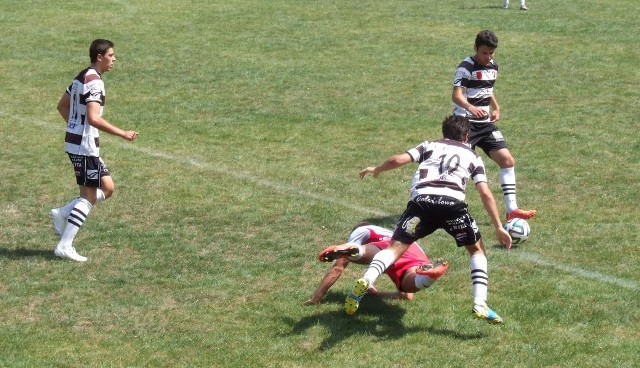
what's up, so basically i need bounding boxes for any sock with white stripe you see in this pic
[500,167,518,213]
[362,248,396,285]
[58,198,93,248]
[59,198,80,218]
[470,253,489,306]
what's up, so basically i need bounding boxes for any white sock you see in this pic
[520,0,526,6]
[58,198,92,248]
[362,248,396,285]
[470,254,489,306]
[59,198,80,218]
[500,167,518,213]
[414,274,435,290]
[347,244,364,261]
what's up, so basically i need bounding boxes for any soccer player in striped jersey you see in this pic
[50,39,139,262]
[304,223,448,305]
[452,30,536,221]
[345,115,512,323]
[503,0,528,11]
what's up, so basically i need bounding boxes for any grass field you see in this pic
[1,0,639,367]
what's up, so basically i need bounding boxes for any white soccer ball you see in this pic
[504,218,530,244]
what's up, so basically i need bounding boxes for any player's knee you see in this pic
[503,156,515,167]
[103,186,114,199]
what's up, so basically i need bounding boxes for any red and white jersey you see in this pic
[347,225,430,290]
[369,239,430,290]
[453,56,498,123]
[346,225,392,245]
[406,139,487,201]
[64,67,105,157]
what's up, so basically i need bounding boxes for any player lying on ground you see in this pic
[304,223,448,305]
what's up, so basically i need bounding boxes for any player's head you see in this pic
[475,30,498,49]
[473,30,497,66]
[90,39,115,63]
[442,115,470,142]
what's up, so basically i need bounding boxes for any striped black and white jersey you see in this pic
[452,56,498,123]
[64,67,105,157]
[407,139,487,201]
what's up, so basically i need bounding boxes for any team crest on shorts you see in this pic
[403,216,421,236]
[492,131,505,142]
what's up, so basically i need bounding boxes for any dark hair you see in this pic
[475,30,498,49]
[441,115,470,141]
[350,222,371,232]
[89,39,114,63]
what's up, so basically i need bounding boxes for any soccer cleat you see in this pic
[54,246,88,262]
[318,244,359,262]
[520,5,528,10]
[344,278,369,315]
[416,258,449,280]
[502,0,509,8]
[507,208,537,221]
[472,304,504,324]
[49,208,67,237]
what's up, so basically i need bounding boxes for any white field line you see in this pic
[6,112,639,292]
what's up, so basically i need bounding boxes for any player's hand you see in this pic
[359,167,378,178]
[122,130,139,141]
[496,227,512,251]
[303,298,320,306]
[366,285,380,296]
[489,110,500,123]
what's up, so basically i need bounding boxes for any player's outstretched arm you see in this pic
[304,257,350,305]
[367,285,414,301]
[359,153,412,178]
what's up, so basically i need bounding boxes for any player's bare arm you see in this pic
[359,153,412,178]
[452,86,485,118]
[367,285,414,301]
[489,94,500,122]
[304,257,350,305]
[476,182,513,250]
[57,93,71,122]
[86,102,139,141]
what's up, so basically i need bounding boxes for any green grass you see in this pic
[1,0,639,366]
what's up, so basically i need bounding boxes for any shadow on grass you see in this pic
[282,292,486,351]
[0,247,55,259]
[359,215,401,230]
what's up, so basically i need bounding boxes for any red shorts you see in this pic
[369,240,430,291]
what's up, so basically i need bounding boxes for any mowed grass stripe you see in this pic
[10,110,639,293]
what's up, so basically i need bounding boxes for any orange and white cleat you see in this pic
[416,258,449,280]
[507,208,537,221]
[317,244,359,262]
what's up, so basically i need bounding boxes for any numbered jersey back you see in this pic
[406,139,487,201]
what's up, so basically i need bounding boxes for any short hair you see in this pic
[89,39,114,63]
[441,115,470,141]
[350,222,371,233]
[475,30,498,49]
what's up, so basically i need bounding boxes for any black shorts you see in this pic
[392,195,481,247]
[67,153,110,187]
[468,122,508,156]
